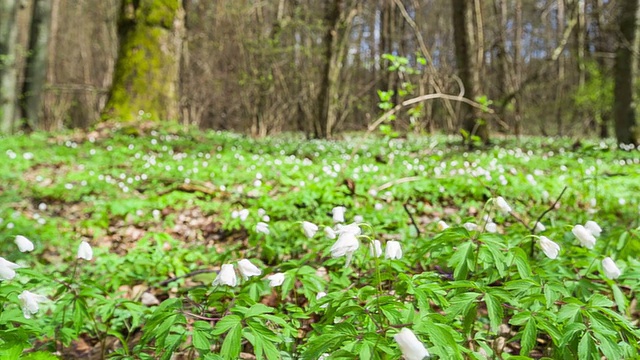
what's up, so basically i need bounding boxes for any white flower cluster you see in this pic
[1,236,97,319]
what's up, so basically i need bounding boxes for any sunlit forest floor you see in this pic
[1,122,639,359]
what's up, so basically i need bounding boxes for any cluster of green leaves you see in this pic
[0,123,638,359]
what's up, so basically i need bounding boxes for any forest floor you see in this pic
[0,122,639,359]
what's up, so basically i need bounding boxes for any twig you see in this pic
[529,186,568,256]
[403,202,421,236]
[375,176,421,192]
[159,269,217,287]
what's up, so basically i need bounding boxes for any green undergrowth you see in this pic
[0,123,639,359]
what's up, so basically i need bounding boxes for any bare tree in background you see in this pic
[0,0,20,133]
[614,0,639,145]
[453,0,488,144]
[103,0,184,122]
[19,0,51,130]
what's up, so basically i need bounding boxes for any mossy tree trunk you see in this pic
[103,0,184,122]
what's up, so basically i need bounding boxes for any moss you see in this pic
[103,0,181,122]
[139,0,180,29]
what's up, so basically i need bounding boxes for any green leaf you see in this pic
[578,332,595,360]
[610,284,627,313]
[221,323,242,360]
[212,315,242,335]
[244,303,274,318]
[21,352,60,360]
[557,303,582,323]
[484,293,503,332]
[592,331,621,360]
[520,317,536,356]
[511,248,532,279]
[192,321,212,352]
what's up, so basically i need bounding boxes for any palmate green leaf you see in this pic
[588,293,614,308]
[421,318,463,360]
[520,317,536,356]
[557,303,582,323]
[220,322,242,360]
[449,241,473,280]
[192,321,212,352]
[244,303,274,318]
[577,332,596,360]
[559,322,586,347]
[212,315,242,335]
[447,292,481,319]
[592,331,622,360]
[301,332,347,360]
[511,247,532,279]
[483,293,503,332]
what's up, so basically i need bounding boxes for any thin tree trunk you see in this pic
[514,0,522,137]
[0,0,19,133]
[453,0,488,144]
[614,0,639,145]
[556,0,566,136]
[20,0,52,131]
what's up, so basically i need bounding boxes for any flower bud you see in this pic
[394,328,430,360]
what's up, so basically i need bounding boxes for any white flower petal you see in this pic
[602,257,621,279]
[213,264,237,287]
[394,328,430,360]
[237,259,262,280]
[15,235,34,252]
[77,241,93,260]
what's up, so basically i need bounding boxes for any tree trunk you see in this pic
[614,0,639,145]
[514,0,523,137]
[103,0,184,122]
[317,0,356,138]
[20,0,52,131]
[452,0,488,144]
[0,0,19,133]
[556,0,565,136]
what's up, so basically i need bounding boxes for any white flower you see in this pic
[495,196,512,213]
[436,220,449,231]
[316,291,328,308]
[267,272,285,287]
[335,222,361,237]
[385,241,403,260]
[17,290,48,319]
[534,222,546,233]
[539,236,560,259]
[237,259,262,280]
[332,206,346,223]
[256,222,270,235]
[15,235,34,252]
[324,226,336,239]
[302,221,319,238]
[584,221,602,237]
[330,232,359,258]
[354,215,364,223]
[369,240,382,258]
[463,222,478,231]
[394,328,430,360]
[232,209,249,221]
[213,264,237,287]
[77,241,93,260]
[374,203,384,211]
[602,257,621,279]
[572,225,596,249]
[485,222,498,233]
[0,257,21,280]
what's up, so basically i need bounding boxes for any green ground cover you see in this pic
[0,123,639,359]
